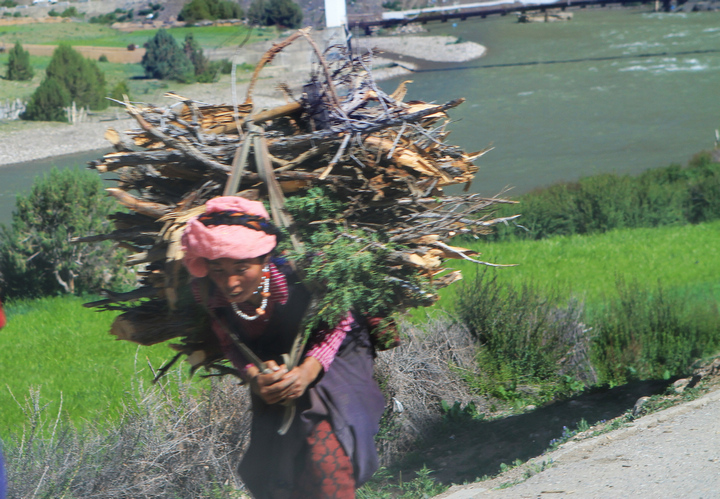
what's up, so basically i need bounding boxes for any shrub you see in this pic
[109,80,131,105]
[5,41,34,81]
[493,152,720,241]
[45,44,108,110]
[183,33,217,82]
[20,77,70,122]
[0,0,17,7]
[590,278,720,386]
[89,8,132,24]
[178,0,244,23]
[60,6,80,18]
[247,0,302,28]
[98,54,108,63]
[454,268,595,401]
[0,168,130,298]
[141,29,195,82]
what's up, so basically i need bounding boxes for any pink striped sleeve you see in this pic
[305,312,353,372]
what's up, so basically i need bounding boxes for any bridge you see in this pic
[347,0,675,34]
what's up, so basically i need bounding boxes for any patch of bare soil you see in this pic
[23,44,145,63]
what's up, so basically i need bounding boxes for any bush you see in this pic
[60,6,81,18]
[45,44,108,110]
[5,41,34,81]
[0,168,130,298]
[141,29,195,83]
[20,77,70,122]
[89,8,132,24]
[493,152,720,241]
[590,279,720,386]
[0,0,17,7]
[247,0,302,28]
[109,80,131,105]
[178,0,244,23]
[454,268,595,401]
[98,54,108,63]
[183,33,217,82]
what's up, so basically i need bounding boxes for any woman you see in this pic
[181,196,385,499]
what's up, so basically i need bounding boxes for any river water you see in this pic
[381,7,720,196]
[2,7,720,224]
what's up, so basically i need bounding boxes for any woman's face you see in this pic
[207,257,267,303]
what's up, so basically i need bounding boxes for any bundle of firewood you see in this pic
[78,28,517,374]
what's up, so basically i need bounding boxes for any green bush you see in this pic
[493,152,720,241]
[20,77,70,122]
[183,33,218,82]
[0,0,17,7]
[590,278,720,386]
[178,0,243,23]
[109,80,131,105]
[5,41,34,81]
[60,6,81,18]
[0,169,130,299]
[454,268,593,402]
[89,8,132,24]
[247,0,302,28]
[45,44,108,110]
[98,54,109,63]
[141,29,195,82]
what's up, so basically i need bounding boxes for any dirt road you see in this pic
[435,388,720,499]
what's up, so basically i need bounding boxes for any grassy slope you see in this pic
[0,22,277,47]
[0,295,174,439]
[424,220,720,316]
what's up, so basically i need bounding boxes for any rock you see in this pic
[673,378,691,394]
[633,396,651,417]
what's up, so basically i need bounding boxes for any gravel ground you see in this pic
[355,35,486,63]
[434,388,720,499]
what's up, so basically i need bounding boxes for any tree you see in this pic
[183,33,218,82]
[247,0,302,28]
[178,0,244,23]
[141,29,195,82]
[20,77,70,122]
[45,44,108,110]
[6,41,34,81]
[0,168,131,299]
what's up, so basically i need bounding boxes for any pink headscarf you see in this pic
[181,197,277,278]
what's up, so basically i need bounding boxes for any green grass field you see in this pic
[0,22,277,48]
[0,295,176,439]
[418,220,720,318]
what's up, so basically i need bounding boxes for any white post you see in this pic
[324,0,347,28]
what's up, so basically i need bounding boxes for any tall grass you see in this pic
[0,296,173,438]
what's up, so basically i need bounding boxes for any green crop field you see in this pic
[0,22,277,48]
[421,220,720,317]
[0,295,177,439]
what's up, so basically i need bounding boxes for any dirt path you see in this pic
[435,388,720,498]
[22,44,145,63]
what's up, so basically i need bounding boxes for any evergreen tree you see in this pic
[0,168,130,298]
[183,33,218,82]
[141,29,195,82]
[45,44,108,110]
[6,41,34,81]
[248,0,302,28]
[20,77,70,122]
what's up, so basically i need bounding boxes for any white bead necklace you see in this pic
[230,265,270,321]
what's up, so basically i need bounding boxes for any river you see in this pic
[380,7,720,196]
[2,7,720,224]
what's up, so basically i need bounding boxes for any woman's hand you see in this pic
[248,358,322,404]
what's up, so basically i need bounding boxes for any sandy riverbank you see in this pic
[0,34,486,168]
